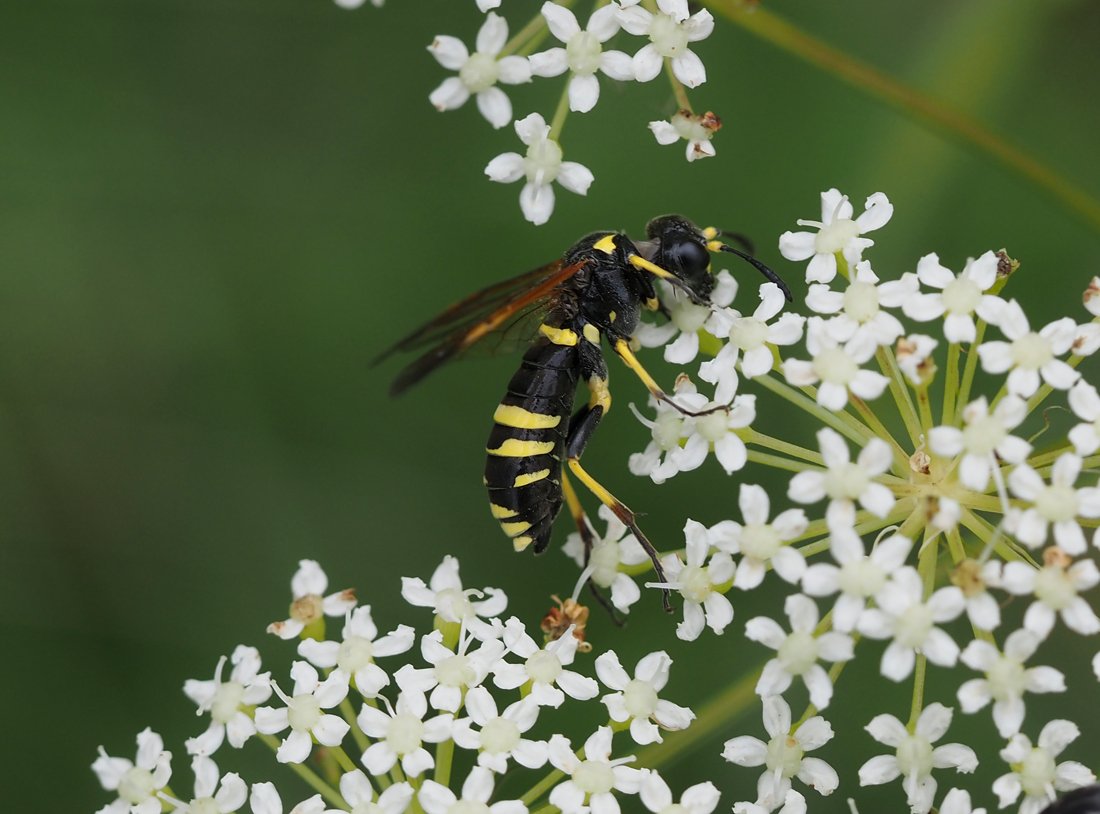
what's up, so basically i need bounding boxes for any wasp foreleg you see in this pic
[612,339,727,418]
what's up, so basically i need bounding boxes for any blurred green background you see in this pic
[3,0,1100,810]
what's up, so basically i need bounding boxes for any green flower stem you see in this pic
[434,738,455,787]
[331,745,360,774]
[915,382,935,437]
[520,768,567,806]
[942,342,962,425]
[339,696,371,755]
[958,509,1037,567]
[944,525,967,565]
[635,662,759,770]
[876,346,923,448]
[743,428,825,465]
[531,806,562,814]
[257,733,347,809]
[745,449,815,475]
[548,82,572,141]
[1024,444,1077,470]
[891,482,1011,515]
[662,56,693,111]
[955,334,989,421]
[906,526,940,728]
[502,6,554,57]
[848,393,912,475]
[754,371,874,446]
[1033,452,1100,479]
[702,0,1100,234]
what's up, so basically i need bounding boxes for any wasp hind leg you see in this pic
[561,467,625,625]
[565,400,674,613]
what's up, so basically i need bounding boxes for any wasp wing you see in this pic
[377,258,588,396]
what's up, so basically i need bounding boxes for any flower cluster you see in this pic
[582,187,1096,812]
[343,0,723,224]
[94,558,700,814]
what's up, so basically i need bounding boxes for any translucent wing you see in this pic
[376,258,588,396]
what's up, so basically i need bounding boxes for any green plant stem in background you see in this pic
[704,0,1100,235]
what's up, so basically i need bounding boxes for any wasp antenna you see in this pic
[718,244,793,302]
[718,230,755,255]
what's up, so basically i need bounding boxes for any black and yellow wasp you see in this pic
[378,215,791,608]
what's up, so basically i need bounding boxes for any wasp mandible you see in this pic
[377,215,792,609]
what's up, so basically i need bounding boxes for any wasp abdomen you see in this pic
[485,334,579,554]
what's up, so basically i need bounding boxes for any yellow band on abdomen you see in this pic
[493,404,562,430]
[486,438,556,457]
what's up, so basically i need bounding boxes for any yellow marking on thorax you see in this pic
[493,404,562,430]
[490,503,518,519]
[486,438,556,457]
[593,234,617,254]
[582,323,600,344]
[645,296,660,311]
[514,468,550,487]
[587,375,612,412]
[609,310,617,322]
[539,323,579,346]
[512,535,534,552]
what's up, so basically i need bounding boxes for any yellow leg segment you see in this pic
[613,339,730,418]
[566,457,672,612]
[561,469,594,551]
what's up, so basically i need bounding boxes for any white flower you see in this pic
[427,14,532,129]
[1068,379,1100,456]
[951,558,1003,632]
[648,110,721,161]
[928,396,1031,491]
[1072,320,1100,356]
[902,251,1006,343]
[721,696,838,809]
[452,687,547,773]
[638,772,719,814]
[333,0,383,9]
[493,617,599,706]
[547,727,642,814]
[401,555,507,628]
[669,392,756,476]
[247,782,324,814]
[1001,551,1100,638]
[804,261,917,349]
[357,691,454,777]
[298,606,415,700]
[162,756,246,814]
[700,282,805,401]
[339,774,413,814]
[184,646,272,755]
[254,662,350,764]
[1085,276,1100,316]
[745,593,854,709]
[896,334,939,386]
[528,3,634,113]
[787,428,895,535]
[635,271,738,364]
[267,559,356,640]
[617,0,714,88]
[858,704,977,814]
[563,504,649,613]
[957,629,1066,738]
[92,728,173,814]
[629,379,695,484]
[977,299,1079,397]
[393,629,505,713]
[858,567,965,681]
[779,189,893,284]
[652,522,735,641]
[419,766,527,814]
[595,650,694,744]
[485,113,594,225]
[938,788,986,814]
[732,791,808,814]
[782,317,890,411]
[1008,453,1100,554]
[711,483,809,589]
[993,720,1096,814]
[801,531,913,633]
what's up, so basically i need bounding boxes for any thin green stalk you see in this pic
[331,745,359,774]
[848,393,911,474]
[743,428,825,465]
[258,734,347,809]
[434,739,455,787]
[877,347,923,447]
[942,342,961,426]
[339,697,370,754]
[662,55,692,111]
[754,371,873,446]
[746,449,818,475]
[958,509,1037,567]
[915,383,934,437]
[548,83,572,141]
[702,0,1100,234]
[521,769,566,806]
[1034,452,1100,479]
[955,335,987,419]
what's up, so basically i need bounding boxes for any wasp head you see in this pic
[641,214,715,304]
